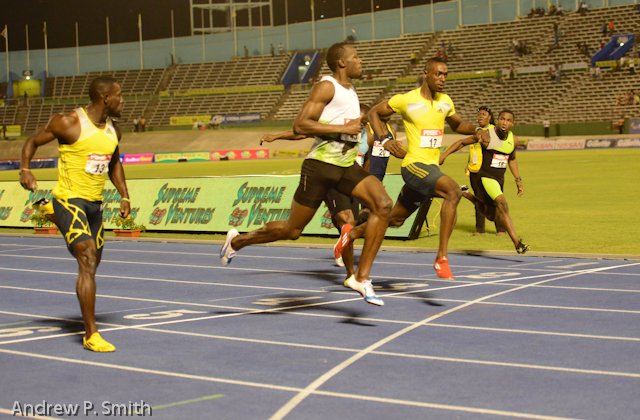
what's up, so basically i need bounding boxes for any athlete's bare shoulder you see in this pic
[309,80,336,104]
[46,110,81,143]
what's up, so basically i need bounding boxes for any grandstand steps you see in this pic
[14,106,28,132]
[158,65,177,93]
[265,88,292,122]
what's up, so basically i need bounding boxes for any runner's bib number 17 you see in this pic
[85,154,112,175]
[420,129,443,149]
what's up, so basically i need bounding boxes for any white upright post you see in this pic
[138,14,144,69]
[371,0,375,40]
[171,10,176,63]
[400,0,404,36]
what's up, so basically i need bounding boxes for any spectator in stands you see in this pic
[633,91,640,105]
[596,65,602,80]
[549,4,556,15]
[555,66,561,84]
[543,119,551,138]
[607,21,615,36]
[528,8,535,18]
[537,7,545,17]
[556,5,564,15]
[140,116,146,132]
[630,58,635,75]
[617,116,625,134]
[509,64,517,80]
[601,23,608,37]
[590,65,597,80]
[1,125,6,140]
[23,92,28,106]
[410,52,417,65]
[583,42,590,59]
[244,46,249,58]
[270,44,275,57]
[548,66,555,81]
[278,43,284,54]
[133,117,139,132]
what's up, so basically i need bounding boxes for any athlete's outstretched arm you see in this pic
[260,131,308,145]
[508,137,523,197]
[293,81,362,137]
[20,114,77,191]
[108,124,131,218]
[446,112,477,135]
[439,135,478,165]
[369,101,405,158]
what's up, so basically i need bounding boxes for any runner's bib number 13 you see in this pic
[85,154,112,175]
[420,129,443,149]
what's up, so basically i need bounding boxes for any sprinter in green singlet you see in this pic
[20,76,131,352]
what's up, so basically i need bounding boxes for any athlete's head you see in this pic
[89,76,123,118]
[497,110,515,133]
[359,103,370,124]
[326,42,362,79]
[477,106,495,128]
[423,57,448,93]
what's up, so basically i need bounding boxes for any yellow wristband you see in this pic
[121,197,131,202]
[20,168,31,172]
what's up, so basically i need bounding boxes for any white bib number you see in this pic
[85,154,111,175]
[490,154,509,169]
[372,140,391,158]
[420,129,443,149]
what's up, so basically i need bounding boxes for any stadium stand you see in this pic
[166,53,293,92]
[12,5,640,133]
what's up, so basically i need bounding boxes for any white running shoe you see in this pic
[220,229,239,266]
[344,275,384,306]
[335,256,345,267]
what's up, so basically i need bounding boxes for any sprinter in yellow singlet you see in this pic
[20,76,130,352]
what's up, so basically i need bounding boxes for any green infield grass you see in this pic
[2,148,638,255]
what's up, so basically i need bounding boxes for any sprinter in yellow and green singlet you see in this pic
[440,110,529,254]
[20,76,131,352]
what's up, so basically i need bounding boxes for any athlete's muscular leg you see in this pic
[231,200,317,250]
[350,176,392,282]
[72,240,100,339]
[433,175,462,260]
[346,199,413,242]
[333,209,356,277]
[493,195,519,247]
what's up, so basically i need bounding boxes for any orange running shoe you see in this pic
[434,256,454,279]
[333,224,353,259]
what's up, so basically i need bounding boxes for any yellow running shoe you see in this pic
[83,332,116,352]
[32,198,54,216]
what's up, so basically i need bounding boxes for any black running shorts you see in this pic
[397,162,445,213]
[52,198,105,254]
[294,159,371,209]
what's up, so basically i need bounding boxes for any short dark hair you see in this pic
[326,42,350,72]
[359,103,370,114]
[424,56,446,71]
[478,106,495,126]
[499,109,515,120]
[89,76,119,102]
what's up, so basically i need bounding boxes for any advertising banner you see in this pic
[527,140,556,151]
[555,139,586,150]
[630,119,640,134]
[210,149,268,160]
[614,138,640,148]
[220,114,261,124]
[516,138,529,150]
[169,115,211,126]
[270,150,308,159]
[0,175,417,238]
[154,151,211,163]
[123,153,154,164]
[4,125,21,137]
[585,139,615,149]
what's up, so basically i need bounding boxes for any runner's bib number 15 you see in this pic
[420,129,443,149]
[85,154,112,175]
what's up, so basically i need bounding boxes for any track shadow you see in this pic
[249,294,376,327]
[372,279,444,307]
[466,252,526,263]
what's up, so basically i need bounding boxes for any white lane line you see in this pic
[0,246,55,254]
[0,348,583,420]
[266,262,640,420]
[508,259,564,267]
